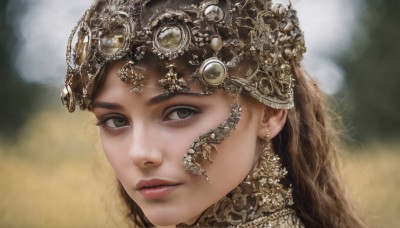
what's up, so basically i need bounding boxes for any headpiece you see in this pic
[61,0,305,112]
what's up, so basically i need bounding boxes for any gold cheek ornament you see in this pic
[183,102,241,181]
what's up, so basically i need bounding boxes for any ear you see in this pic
[257,107,287,139]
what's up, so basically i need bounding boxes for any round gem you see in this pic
[100,25,126,56]
[204,5,224,22]
[200,58,226,86]
[156,25,183,52]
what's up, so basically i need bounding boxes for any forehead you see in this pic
[95,55,202,100]
[94,61,233,114]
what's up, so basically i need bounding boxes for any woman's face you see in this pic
[92,59,262,226]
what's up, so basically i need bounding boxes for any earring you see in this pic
[263,130,272,156]
[250,130,294,210]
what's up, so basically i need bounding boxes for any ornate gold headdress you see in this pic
[61,0,305,112]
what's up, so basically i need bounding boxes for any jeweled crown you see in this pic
[61,0,306,112]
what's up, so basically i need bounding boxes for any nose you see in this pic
[128,126,162,169]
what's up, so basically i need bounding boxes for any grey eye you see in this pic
[167,108,194,120]
[105,117,128,128]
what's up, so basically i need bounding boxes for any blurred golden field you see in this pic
[0,107,399,228]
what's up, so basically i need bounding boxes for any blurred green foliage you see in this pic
[0,0,44,141]
[339,0,400,141]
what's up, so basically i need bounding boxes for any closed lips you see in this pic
[135,179,181,190]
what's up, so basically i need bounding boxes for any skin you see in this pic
[92,59,287,227]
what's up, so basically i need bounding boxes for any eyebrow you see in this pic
[92,92,207,110]
[92,101,124,110]
[147,92,207,105]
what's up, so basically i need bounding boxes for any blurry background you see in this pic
[1,0,399,227]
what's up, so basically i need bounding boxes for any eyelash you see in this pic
[95,106,201,131]
[163,106,201,122]
[96,115,129,130]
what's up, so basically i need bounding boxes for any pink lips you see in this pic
[136,178,180,200]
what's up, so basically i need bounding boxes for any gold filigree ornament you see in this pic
[117,61,145,93]
[61,0,306,112]
[158,63,189,93]
[178,131,304,227]
[183,102,242,181]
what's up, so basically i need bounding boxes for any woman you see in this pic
[61,0,364,227]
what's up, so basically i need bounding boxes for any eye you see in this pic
[105,117,128,128]
[97,116,129,129]
[165,106,199,121]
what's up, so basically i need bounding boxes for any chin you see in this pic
[144,209,198,227]
[147,216,181,227]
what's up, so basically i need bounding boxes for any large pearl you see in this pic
[204,5,224,22]
[210,35,223,52]
[200,58,227,86]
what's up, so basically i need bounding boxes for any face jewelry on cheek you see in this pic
[117,61,145,93]
[183,102,242,181]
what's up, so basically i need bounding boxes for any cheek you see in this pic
[99,131,130,177]
[206,119,257,192]
[179,109,258,217]
[158,129,196,156]
[210,105,258,183]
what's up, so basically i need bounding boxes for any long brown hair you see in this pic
[117,182,151,227]
[273,62,365,227]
